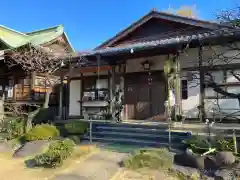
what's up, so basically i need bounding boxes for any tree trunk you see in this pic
[24,108,40,132]
[24,115,32,133]
[43,74,51,109]
[0,94,4,123]
[43,90,50,109]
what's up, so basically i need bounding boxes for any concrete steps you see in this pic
[83,122,191,150]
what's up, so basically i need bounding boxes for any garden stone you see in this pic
[174,150,205,169]
[215,151,235,166]
[204,156,218,172]
[214,169,236,180]
[194,155,205,170]
[174,150,194,167]
[13,140,50,158]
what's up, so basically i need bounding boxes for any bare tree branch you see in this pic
[217,5,240,27]
[4,44,73,109]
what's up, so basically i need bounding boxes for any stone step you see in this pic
[83,136,185,149]
[84,122,191,150]
[88,131,189,143]
[94,126,191,136]
[91,122,167,129]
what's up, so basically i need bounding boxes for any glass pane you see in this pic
[227,70,240,83]
[82,91,95,101]
[83,78,95,90]
[205,71,224,84]
[205,88,217,97]
[226,86,240,94]
[96,79,108,89]
[97,90,109,101]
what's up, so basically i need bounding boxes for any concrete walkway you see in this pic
[51,150,127,180]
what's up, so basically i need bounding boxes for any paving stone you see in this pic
[13,140,50,158]
[51,150,127,180]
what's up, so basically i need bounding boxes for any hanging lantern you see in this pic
[141,60,152,71]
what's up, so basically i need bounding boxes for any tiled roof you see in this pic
[86,28,240,57]
[0,25,74,51]
[96,9,230,49]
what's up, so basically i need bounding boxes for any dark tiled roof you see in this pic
[96,9,230,49]
[86,28,240,57]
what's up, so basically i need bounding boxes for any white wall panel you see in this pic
[69,80,81,116]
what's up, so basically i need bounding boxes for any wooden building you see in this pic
[65,10,240,122]
[0,25,74,105]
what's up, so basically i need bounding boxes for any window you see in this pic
[82,78,109,101]
[83,78,95,90]
[96,79,108,89]
[226,70,240,83]
[181,79,188,100]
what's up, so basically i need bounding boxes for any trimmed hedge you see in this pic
[34,138,75,167]
[25,124,60,141]
[58,121,88,135]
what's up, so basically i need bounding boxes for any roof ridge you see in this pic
[0,25,28,36]
[95,9,230,50]
[26,24,63,35]
[153,10,228,27]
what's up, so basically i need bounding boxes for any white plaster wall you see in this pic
[126,55,166,73]
[181,71,200,118]
[69,80,81,116]
[182,70,240,119]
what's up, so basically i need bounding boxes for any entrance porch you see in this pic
[124,71,167,120]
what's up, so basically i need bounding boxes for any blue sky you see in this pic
[0,0,238,51]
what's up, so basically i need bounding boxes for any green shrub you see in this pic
[58,121,88,135]
[34,138,75,167]
[68,135,81,144]
[25,124,59,141]
[7,118,25,140]
[183,135,210,154]
[183,135,209,149]
[123,148,173,170]
[216,138,234,152]
[183,135,235,154]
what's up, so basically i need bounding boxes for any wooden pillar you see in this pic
[58,73,64,120]
[110,65,116,116]
[80,73,83,117]
[120,63,126,120]
[199,45,205,122]
[67,62,73,119]
[30,72,36,100]
[174,54,182,117]
[12,76,16,101]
